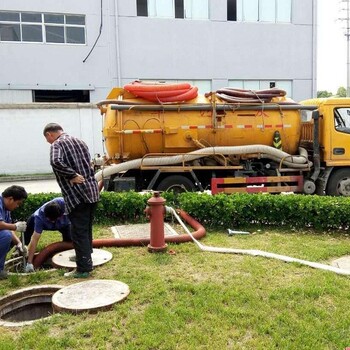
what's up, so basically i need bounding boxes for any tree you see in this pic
[317,90,333,98]
[336,86,346,97]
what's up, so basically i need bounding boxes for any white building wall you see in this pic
[0,104,103,174]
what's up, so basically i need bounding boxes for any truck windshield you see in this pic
[334,108,350,134]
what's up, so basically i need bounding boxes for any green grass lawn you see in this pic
[1,225,350,349]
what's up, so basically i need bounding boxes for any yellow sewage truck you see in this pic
[95,86,350,196]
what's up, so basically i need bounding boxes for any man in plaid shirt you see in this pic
[43,123,100,278]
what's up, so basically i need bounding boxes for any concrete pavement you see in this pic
[0,179,60,194]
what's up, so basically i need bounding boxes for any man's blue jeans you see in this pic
[0,230,12,270]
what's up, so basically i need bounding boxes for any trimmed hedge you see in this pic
[11,191,350,231]
[178,193,350,230]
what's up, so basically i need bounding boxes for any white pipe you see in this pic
[165,206,350,276]
[95,145,312,181]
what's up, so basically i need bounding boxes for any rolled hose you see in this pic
[124,81,191,92]
[127,86,198,103]
[216,93,271,103]
[130,88,190,98]
[32,209,205,268]
[95,145,312,182]
[217,87,286,98]
[216,87,286,104]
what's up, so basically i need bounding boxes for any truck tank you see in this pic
[101,89,302,163]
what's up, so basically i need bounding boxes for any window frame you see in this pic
[0,10,86,45]
[228,0,291,23]
[334,108,350,134]
[136,0,209,20]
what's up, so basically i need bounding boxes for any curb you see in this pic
[0,175,56,183]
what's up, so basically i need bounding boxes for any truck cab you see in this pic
[301,98,350,195]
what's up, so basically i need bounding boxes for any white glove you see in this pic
[16,242,28,257]
[25,263,34,273]
[15,221,27,232]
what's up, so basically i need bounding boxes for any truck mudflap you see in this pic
[211,175,304,194]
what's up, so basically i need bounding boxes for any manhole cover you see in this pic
[51,248,113,268]
[330,255,350,271]
[111,223,179,239]
[52,280,130,314]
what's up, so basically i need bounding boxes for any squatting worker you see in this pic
[24,197,72,273]
[43,123,100,278]
[0,185,28,279]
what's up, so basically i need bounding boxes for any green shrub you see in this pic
[11,191,350,231]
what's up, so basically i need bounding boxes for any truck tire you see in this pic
[157,175,196,193]
[326,169,350,196]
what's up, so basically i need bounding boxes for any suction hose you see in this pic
[95,145,312,182]
[32,209,205,268]
[165,207,350,277]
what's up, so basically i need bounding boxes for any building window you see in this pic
[228,80,292,97]
[33,90,90,103]
[227,0,291,23]
[184,0,209,19]
[148,0,174,18]
[175,0,184,18]
[227,0,237,21]
[0,11,86,44]
[136,0,209,19]
[137,0,148,16]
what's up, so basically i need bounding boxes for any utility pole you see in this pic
[346,0,350,97]
[340,0,350,96]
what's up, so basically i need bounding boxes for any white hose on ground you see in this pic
[165,206,350,277]
[95,145,312,181]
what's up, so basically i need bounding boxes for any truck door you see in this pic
[331,107,350,162]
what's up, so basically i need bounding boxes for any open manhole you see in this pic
[0,285,63,327]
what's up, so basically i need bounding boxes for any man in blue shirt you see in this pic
[0,185,28,279]
[24,197,72,272]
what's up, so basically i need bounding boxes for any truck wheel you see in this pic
[157,175,196,193]
[326,169,350,196]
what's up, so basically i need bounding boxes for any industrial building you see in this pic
[0,0,316,174]
[1,0,316,103]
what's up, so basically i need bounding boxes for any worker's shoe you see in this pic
[68,255,76,262]
[63,269,76,277]
[73,271,90,279]
[0,270,8,280]
[64,269,90,278]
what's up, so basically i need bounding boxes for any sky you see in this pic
[317,0,348,93]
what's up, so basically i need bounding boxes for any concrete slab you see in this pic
[111,222,179,239]
[51,248,112,269]
[52,280,130,314]
[330,255,350,271]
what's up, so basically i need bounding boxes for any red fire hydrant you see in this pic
[145,192,168,253]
